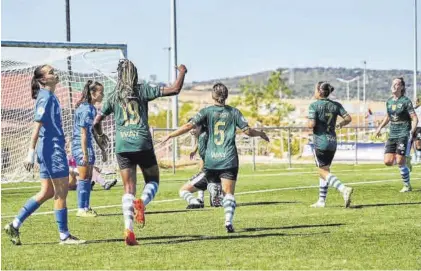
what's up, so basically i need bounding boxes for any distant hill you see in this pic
[184,67,419,101]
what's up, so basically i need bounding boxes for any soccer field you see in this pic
[1,164,420,270]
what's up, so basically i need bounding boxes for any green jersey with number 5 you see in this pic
[101,83,162,153]
[308,98,349,151]
[191,105,249,170]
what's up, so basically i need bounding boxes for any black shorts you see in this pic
[385,137,411,156]
[206,167,238,182]
[116,149,158,170]
[416,127,421,140]
[189,171,208,191]
[313,148,336,168]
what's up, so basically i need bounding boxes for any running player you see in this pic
[162,83,269,233]
[308,81,354,208]
[93,59,188,245]
[375,77,418,192]
[413,98,421,163]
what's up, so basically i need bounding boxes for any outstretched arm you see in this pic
[243,128,270,142]
[161,122,195,144]
[161,65,188,96]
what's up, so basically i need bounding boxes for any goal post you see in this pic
[1,40,127,183]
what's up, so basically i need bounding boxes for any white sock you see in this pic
[122,193,135,231]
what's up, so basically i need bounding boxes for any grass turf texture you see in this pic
[2,164,421,270]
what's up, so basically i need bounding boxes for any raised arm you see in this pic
[161,65,188,97]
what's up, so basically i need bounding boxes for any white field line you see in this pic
[0,166,404,191]
[2,177,415,219]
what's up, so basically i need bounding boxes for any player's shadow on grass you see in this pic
[239,223,345,233]
[98,209,210,217]
[237,201,298,207]
[86,234,206,245]
[351,202,421,209]
[143,231,330,246]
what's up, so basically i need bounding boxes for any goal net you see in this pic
[1,41,127,183]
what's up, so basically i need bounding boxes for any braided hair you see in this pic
[212,83,229,104]
[316,81,335,98]
[109,59,143,108]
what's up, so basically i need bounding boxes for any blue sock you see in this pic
[13,198,41,228]
[54,208,69,240]
[140,182,159,206]
[399,166,411,187]
[77,180,90,209]
[85,181,92,209]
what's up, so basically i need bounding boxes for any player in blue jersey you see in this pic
[72,80,105,217]
[4,65,85,245]
[93,59,188,245]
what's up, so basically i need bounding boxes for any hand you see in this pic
[177,64,187,74]
[101,150,107,163]
[24,149,35,172]
[189,151,196,160]
[260,132,270,142]
[335,123,342,130]
[374,128,382,138]
[82,154,89,166]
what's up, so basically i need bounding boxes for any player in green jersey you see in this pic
[375,77,418,192]
[162,83,269,233]
[93,59,187,245]
[308,81,354,208]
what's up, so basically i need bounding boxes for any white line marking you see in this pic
[2,177,415,218]
[0,166,404,191]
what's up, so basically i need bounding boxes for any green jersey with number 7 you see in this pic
[308,98,349,151]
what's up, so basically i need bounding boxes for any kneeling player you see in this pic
[179,122,222,208]
[308,81,354,208]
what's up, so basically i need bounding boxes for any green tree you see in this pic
[230,70,295,126]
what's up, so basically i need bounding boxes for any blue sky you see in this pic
[2,0,420,82]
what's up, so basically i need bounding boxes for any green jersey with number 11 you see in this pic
[191,105,249,170]
[308,98,349,151]
[101,83,162,153]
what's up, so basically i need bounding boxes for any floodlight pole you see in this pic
[65,0,74,122]
[414,0,418,100]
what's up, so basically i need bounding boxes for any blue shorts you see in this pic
[37,138,69,179]
[72,146,96,166]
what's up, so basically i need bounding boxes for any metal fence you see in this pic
[151,126,386,174]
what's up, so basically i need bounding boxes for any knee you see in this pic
[384,161,394,166]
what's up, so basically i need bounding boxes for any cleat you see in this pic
[342,187,354,208]
[124,230,138,246]
[59,235,86,245]
[406,156,413,172]
[400,185,412,193]
[133,199,145,228]
[208,183,223,207]
[186,203,203,209]
[103,179,117,190]
[310,201,326,208]
[197,199,205,208]
[76,209,97,217]
[4,223,21,245]
[225,223,235,233]
[91,181,95,191]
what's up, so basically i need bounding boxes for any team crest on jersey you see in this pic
[391,105,397,111]
[37,107,45,115]
[220,112,228,118]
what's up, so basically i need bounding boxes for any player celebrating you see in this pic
[413,98,421,163]
[72,80,106,217]
[179,121,223,209]
[93,59,187,245]
[4,65,85,245]
[308,81,354,208]
[162,83,269,233]
[375,77,418,192]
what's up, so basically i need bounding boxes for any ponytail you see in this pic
[31,65,47,99]
[75,80,102,108]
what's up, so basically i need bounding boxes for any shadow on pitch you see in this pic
[237,201,298,207]
[239,223,345,233]
[98,209,210,217]
[351,202,421,209]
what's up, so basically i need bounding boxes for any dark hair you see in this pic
[317,81,335,98]
[395,77,406,95]
[31,65,48,99]
[110,59,141,108]
[76,80,103,108]
[212,83,228,104]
